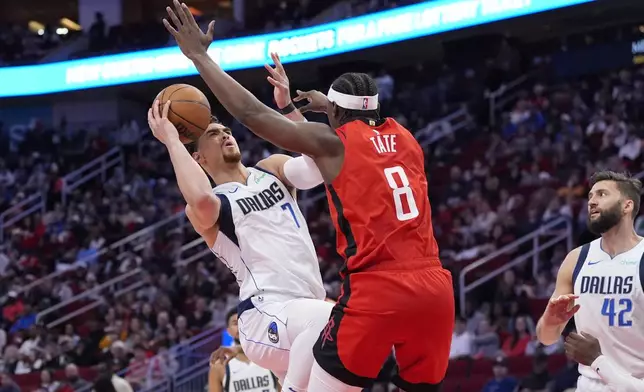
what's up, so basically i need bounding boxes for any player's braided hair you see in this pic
[330,72,380,125]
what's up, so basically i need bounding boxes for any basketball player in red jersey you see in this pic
[163,2,454,390]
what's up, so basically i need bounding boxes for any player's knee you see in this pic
[283,328,321,391]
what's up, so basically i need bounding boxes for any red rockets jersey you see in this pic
[325,118,441,276]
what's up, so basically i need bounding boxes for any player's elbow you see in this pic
[193,193,219,213]
[186,195,220,228]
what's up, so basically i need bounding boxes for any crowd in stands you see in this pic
[2,4,644,391]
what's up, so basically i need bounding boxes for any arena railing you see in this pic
[36,267,146,329]
[416,105,472,147]
[61,147,124,204]
[0,192,46,243]
[18,211,186,296]
[486,73,532,126]
[0,147,124,241]
[458,216,573,317]
[145,357,211,392]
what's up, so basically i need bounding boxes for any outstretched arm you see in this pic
[148,100,220,229]
[162,1,341,158]
[192,53,339,158]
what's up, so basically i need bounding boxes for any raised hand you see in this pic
[543,294,580,326]
[293,89,330,114]
[148,100,180,145]
[209,346,242,366]
[264,52,292,109]
[163,0,215,60]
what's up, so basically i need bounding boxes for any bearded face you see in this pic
[586,179,635,235]
[587,199,623,235]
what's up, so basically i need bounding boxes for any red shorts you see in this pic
[313,267,454,391]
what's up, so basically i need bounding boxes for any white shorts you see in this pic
[237,294,334,381]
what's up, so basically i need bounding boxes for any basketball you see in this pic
[155,84,211,144]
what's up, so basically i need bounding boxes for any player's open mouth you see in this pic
[223,141,235,148]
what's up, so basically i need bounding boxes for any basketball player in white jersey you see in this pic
[147,54,333,392]
[536,171,644,391]
[209,308,279,392]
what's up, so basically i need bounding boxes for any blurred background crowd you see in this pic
[1,0,644,391]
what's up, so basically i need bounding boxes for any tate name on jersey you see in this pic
[370,132,397,154]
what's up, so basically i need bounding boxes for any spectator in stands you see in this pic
[472,318,500,359]
[65,364,91,391]
[187,297,212,331]
[36,369,62,392]
[449,317,473,359]
[517,352,550,392]
[0,346,19,374]
[549,359,579,392]
[93,363,133,392]
[482,357,518,392]
[173,316,192,344]
[147,343,178,385]
[0,373,20,392]
[106,341,130,373]
[124,345,149,390]
[89,13,106,52]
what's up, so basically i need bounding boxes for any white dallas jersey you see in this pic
[210,167,325,301]
[223,357,278,392]
[573,237,644,386]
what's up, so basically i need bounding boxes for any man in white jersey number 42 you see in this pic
[536,171,644,392]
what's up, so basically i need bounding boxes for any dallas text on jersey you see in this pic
[231,374,272,391]
[579,275,633,295]
[235,182,285,215]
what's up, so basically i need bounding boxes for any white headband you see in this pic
[327,87,379,111]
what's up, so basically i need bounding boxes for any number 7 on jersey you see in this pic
[384,166,419,221]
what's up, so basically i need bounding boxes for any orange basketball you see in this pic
[155,84,211,144]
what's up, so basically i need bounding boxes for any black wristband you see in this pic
[278,102,296,115]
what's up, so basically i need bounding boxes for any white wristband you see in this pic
[592,355,644,392]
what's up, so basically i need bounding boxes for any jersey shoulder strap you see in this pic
[224,363,231,392]
[572,243,591,287]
